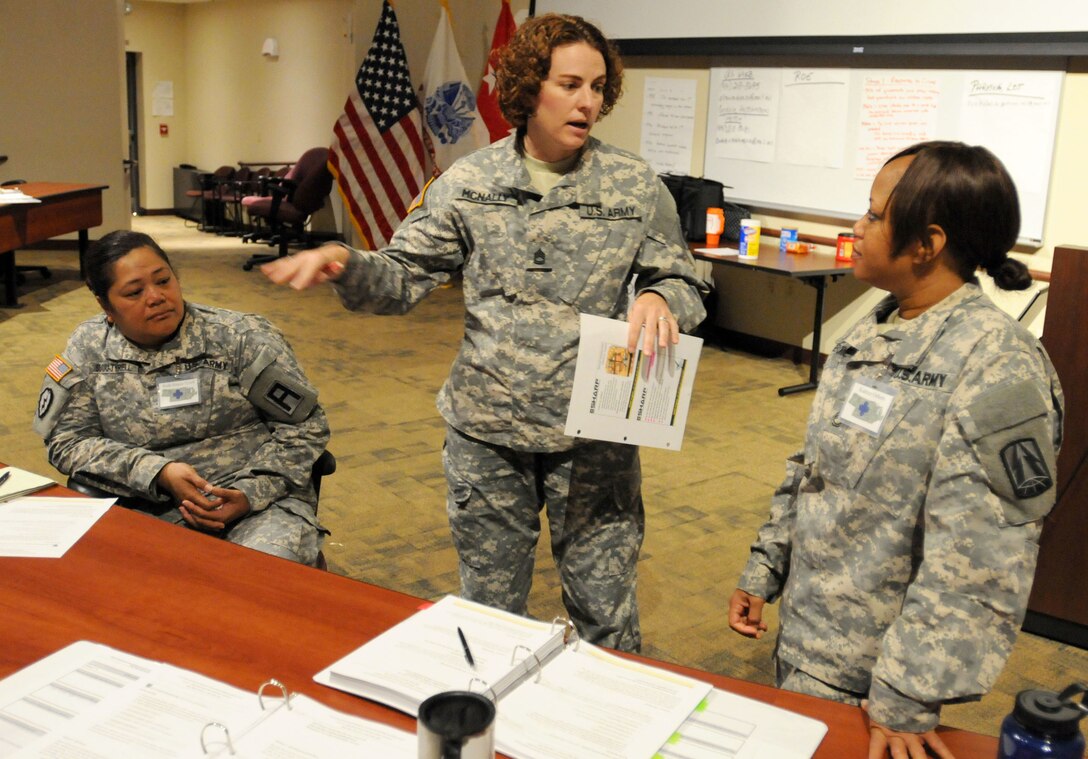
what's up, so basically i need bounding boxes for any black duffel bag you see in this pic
[660,173,749,243]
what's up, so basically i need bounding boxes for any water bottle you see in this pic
[998,683,1088,758]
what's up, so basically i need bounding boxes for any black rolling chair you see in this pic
[241,147,334,271]
[66,449,337,570]
[1,179,51,283]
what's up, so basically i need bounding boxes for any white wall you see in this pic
[123,0,531,214]
[0,0,131,236]
[124,1,189,210]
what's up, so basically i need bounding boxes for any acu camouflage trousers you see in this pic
[443,425,644,652]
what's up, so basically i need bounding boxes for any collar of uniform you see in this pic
[884,282,984,368]
[491,136,602,207]
[104,301,204,370]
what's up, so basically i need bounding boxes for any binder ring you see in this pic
[200,722,234,755]
[509,644,544,683]
[552,616,579,648]
[467,675,496,702]
[258,678,291,710]
[526,652,544,683]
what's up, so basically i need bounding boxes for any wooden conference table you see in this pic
[694,240,855,396]
[0,182,107,307]
[0,474,998,758]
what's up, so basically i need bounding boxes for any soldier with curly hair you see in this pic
[263,13,706,651]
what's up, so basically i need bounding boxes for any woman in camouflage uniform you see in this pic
[35,230,330,565]
[730,142,1064,759]
[263,15,706,650]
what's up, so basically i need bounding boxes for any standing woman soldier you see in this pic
[263,13,707,651]
[729,142,1064,759]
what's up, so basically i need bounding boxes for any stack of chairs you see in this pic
[241,147,335,271]
[184,165,235,233]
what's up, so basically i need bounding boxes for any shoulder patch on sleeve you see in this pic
[999,438,1054,500]
[241,343,317,424]
[407,176,436,215]
[965,379,1058,525]
[33,378,72,439]
[248,365,318,423]
[45,354,74,383]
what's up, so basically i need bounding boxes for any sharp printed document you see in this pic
[565,313,702,450]
[0,497,112,558]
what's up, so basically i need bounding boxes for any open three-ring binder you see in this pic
[314,595,713,759]
[0,641,415,758]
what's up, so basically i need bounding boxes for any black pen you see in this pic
[0,471,10,489]
[457,626,476,669]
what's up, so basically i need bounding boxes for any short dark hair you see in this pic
[884,141,1031,290]
[85,230,174,301]
[495,13,623,132]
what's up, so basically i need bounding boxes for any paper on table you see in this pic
[0,466,55,502]
[654,688,827,759]
[317,596,711,759]
[564,313,702,450]
[693,246,739,257]
[316,595,560,715]
[496,644,711,759]
[205,694,415,758]
[0,641,416,759]
[1,640,262,758]
[0,497,113,558]
[0,188,41,205]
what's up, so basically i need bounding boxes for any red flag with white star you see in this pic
[476,0,516,143]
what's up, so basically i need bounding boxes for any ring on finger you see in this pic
[657,316,670,322]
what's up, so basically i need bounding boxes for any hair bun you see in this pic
[988,257,1032,291]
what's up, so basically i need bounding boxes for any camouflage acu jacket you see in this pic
[332,136,708,451]
[739,282,1064,732]
[34,303,329,513]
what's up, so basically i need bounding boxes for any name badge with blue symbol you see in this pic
[838,379,898,436]
[157,373,201,409]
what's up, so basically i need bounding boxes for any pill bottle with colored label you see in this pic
[705,208,725,247]
[779,227,799,253]
[836,232,855,262]
[739,219,761,258]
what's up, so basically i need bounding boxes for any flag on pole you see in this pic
[329,0,426,250]
[477,0,516,143]
[421,0,489,172]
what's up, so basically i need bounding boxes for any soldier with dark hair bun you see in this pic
[730,142,1064,759]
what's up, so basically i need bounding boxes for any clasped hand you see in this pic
[156,462,251,531]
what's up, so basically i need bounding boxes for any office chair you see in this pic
[66,449,337,570]
[215,166,257,237]
[1,179,51,282]
[183,165,235,232]
[241,147,334,271]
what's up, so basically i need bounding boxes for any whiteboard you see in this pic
[701,67,1063,242]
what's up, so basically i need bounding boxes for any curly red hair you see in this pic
[495,14,624,131]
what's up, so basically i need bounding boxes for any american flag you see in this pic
[329,0,426,250]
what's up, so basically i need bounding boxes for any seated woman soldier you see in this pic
[33,230,330,565]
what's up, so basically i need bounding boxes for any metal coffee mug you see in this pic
[417,690,496,759]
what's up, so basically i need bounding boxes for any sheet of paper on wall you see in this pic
[0,497,113,558]
[565,313,702,450]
